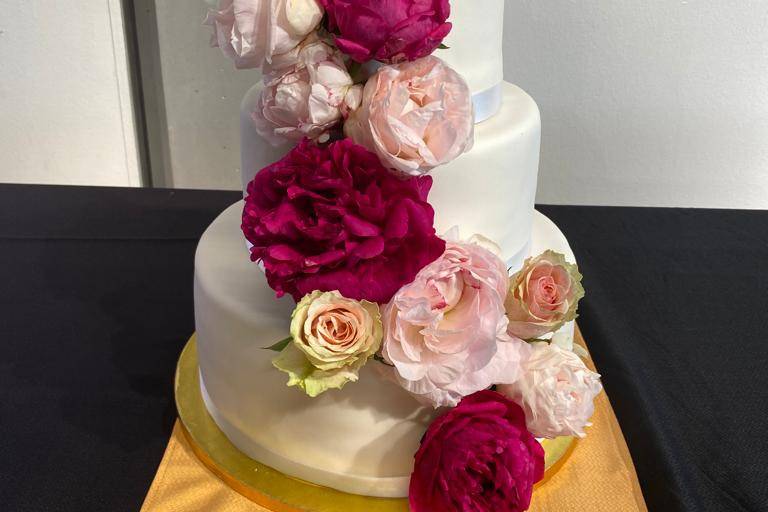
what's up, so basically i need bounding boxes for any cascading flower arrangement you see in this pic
[207,1,603,510]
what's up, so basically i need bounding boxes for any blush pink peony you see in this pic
[506,250,585,340]
[205,0,323,69]
[381,236,529,407]
[344,56,474,176]
[252,37,363,145]
[319,0,452,64]
[241,138,445,304]
[409,390,545,512]
[498,343,603,439]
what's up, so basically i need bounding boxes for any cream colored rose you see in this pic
[204,0,323,69]
[505,250,584,340]
[273,290,383,396]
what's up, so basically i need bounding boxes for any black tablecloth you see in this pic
[0,184,766,512]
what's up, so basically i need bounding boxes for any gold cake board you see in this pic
[171,334,577,512]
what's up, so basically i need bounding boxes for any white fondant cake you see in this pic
[196,0,581,501]
[195,203,576,497]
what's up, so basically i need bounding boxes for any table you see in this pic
[1,184,766,512]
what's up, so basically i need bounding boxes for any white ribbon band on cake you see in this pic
[472,83,503,123]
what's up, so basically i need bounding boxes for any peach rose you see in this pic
[497,343,602,438]
[253,38,362,145]
[204,0,323,69]
[505,250,584,340]
[344,56,474,176]
[381,235,529,408]
[273,290,382,397]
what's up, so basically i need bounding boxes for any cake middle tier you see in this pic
[240,82,541,266]
[428,82,540,268]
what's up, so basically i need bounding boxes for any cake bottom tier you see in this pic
[194,202,577,498]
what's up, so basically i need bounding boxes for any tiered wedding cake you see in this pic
[199,1,601,509]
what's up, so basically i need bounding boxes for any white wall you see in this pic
[140,0,260,190]
[505,1,768,209]
[0,0,141,187]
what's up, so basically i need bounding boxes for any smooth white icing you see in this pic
[194,202,576,497]
[241,82,541,263]
[439,0,505,95]
[429,82,540,268]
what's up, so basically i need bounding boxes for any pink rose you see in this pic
[253,37,363,145]
[498,343,603,439]
[204,0,323,69]
[410,390,545,512]
[241,138,445,304]
[505,250,585,340]
[381,236,528,407]
[319,0,452,64]
[344,56,474,176]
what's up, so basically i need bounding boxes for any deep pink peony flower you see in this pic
[410,390,545,512]
[242,138,445,303]
[319,0,452,63]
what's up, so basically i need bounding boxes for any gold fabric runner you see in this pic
[141,328,647,512]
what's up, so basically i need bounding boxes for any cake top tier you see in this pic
[439,0,505,94]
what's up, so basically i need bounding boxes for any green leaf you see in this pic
[263,336,292,352]
[273,344,363,398]
[438,43,450,50]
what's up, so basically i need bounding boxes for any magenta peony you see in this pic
[241,138,445,303]
[319,0,452,64]
[410,390,545,512]
[381,235,528,408]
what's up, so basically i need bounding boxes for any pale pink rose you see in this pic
[252,38,363,145]
[381,237,529,408]
[506,250,585,340]
[498,343,602,439]
[344,56,474,176]
[204,0,323,69]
